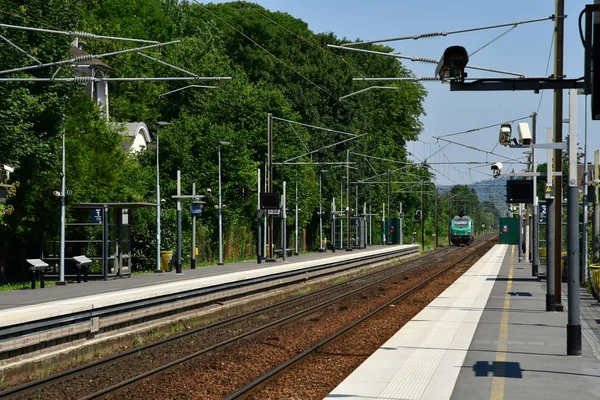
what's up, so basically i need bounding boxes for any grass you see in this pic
[0,281,58,291]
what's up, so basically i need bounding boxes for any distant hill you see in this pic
[439,178,508,215]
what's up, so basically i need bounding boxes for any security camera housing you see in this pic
[499,124,512,146]
[491,162,503,179]
[435,46,469,83]
[517,123,532,145]
[53,190,61,197]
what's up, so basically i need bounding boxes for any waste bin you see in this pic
[161,250,173,272]
[590,265,600,296]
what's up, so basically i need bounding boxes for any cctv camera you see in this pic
[491,162,503,179]
[517,123,532,146]
[499,124,512,146]
[53,190,61,197]
[435,46,469,83]
[161,198,166,204]
[206,188,212,195]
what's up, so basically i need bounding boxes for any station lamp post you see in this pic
[218,140,230,265]
[155,121,170,273]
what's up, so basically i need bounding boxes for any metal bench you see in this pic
[26,259,50,289]
[73,255,92,283]
[273,248,294,258]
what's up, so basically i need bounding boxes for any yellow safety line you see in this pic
[490,245,514,400]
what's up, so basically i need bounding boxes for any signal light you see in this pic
[415,210,422,220]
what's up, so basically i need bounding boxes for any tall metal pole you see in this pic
[319,171,324,252]
[567,88,581,355]
[346,150,352,251]
[282,181,287,261]
[155,124,162,273]
[59,128,66,283]
[340,181,343,249]
[582,94,588,284]
[421,180,424,250]
[218,143,223,265]
[546,127,556,311]
[594,150,600,264]
[382,202,385,245]
[176,170,182,274]
[448,193,451,246]
[267,113,273,260]
[387,169,391,244]
[295,172,298,255]
[552,0,565,310]
[532,112,539,276]
[257,168,262,264]
[264,160,267,258]
[369,203,372,245]
[191,183,197,269]
[435,187,439,248]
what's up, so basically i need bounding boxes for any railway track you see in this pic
[226,237,495,399]
[0,238,492,399]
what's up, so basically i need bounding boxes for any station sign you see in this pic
[89,208,103,224]
[538,204,547,224]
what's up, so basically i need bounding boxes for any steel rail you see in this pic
[78,247,458,399]
[74,241,487,399]
[0,246,424,398]
[225,237,495,399]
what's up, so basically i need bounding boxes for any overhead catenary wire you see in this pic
[137,52,199,77]
[469,25,517,57]
[437,115,531,138]
[0,34,42,65]
[329,44,525,78]
[537,30,555,114]
[0,40,181,76]
[272,117,358,137]
[283,133,368,163]
[434,136,526,164]
[194,1,337,101]
[0,22,160,44]
[340,15,555,47]
[238,0,366,79]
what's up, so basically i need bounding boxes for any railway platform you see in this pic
[0,244,418,367]
[327,244,600,400]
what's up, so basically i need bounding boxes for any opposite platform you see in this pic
[327,244,600,400]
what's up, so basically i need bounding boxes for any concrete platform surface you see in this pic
[327,244,600,400]
[0,245,417,324]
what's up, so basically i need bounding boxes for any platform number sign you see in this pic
[538,204,547,224]
[90,208,103,224]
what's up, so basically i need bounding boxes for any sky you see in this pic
[213,0,591,188]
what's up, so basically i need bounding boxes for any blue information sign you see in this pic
[191,203,203,215]
[90,208,103,224]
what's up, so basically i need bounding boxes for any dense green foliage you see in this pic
[0,0,496,281]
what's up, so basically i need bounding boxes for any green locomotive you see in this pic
[450,216,474,246]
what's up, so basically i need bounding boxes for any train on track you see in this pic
[450,215,474,246]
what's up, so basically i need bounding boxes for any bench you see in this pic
[26,259,50,289]
[73,255,92,283]
[273,248,294,258]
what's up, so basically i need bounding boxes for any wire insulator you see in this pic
[412,57,438,64]
[413,32,446,39]
[74,54,95,62]
[74,75,94,83]
[70,31,98,40]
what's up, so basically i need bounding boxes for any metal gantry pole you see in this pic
[155,124,162,273]
[346,150,352,251]
[282,181,287,261]
[267,113,274,260]
[191,183,197,269]
[546,127,557,311]
[518,204,523,262]
[217,142,227,265]
[340,181,343,249]
[532,112,539,276]
[435,188,439,248]
[567,88,581,355]
[552,0,565,311]
[59,128,66,284]
[399,202,403,245]
[595,151,600,264]
[295,173,298,255]
[421,180,424,250]
[382,203,386,245]
[319,171,323,252]
[387,169,391,244]
[176,170,182,274]
[257,168,262,264]
[582,94,589,284]
[369,203,372,245]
